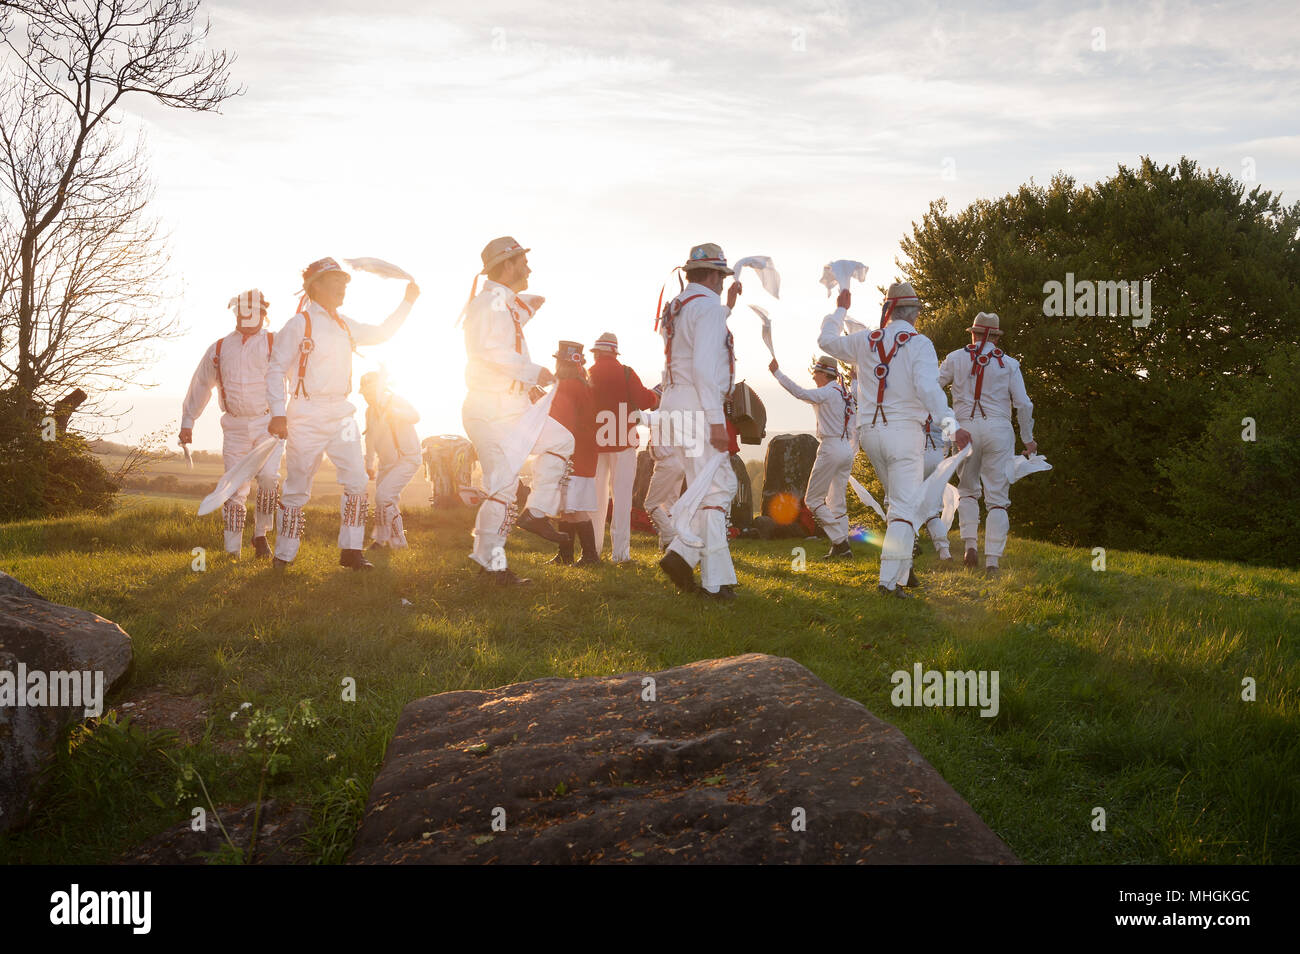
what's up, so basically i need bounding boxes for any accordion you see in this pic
[727,380,766,445]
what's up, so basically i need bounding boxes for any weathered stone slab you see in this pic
[0,591,133,831]
[349,654,1017,864]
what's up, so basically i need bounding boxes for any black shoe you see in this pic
[904,568,921,588]
[964,548,978,569]
[878,584,912,599]
[823,540,855,560]
[937,555,954,567]
[339,549,374,570]
[658,550,696,592]
[272,557,291,570]
[574,519,602,567]
[699,584,737,601]
[985,565,1000,577]
[547,525,576,565]
[253,536,272,559]
[492,567,531,586]
[516,510,570,544]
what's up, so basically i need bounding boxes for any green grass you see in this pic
[0,502,1296,864]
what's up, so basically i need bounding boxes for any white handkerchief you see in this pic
[343,257,415,281]
[843,315,868,335]
[918,445,971,526]
[749,304,775,358]
[198,437,283,515]
[821,260,868,296]
[733,256,781,298]
[848,474,886,521]
[669,452,729,547]
[1007,453,1052,485]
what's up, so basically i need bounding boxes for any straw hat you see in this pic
[967,312,1003,335]
[302,258,350,290]
[682,243,733,276]
[480,236,530,274]
[592,332,619,355]
[809,355,841,378]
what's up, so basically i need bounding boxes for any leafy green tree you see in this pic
[897,157,1300,553]
[1155,345,1300,565]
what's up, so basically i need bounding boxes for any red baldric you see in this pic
[965,342,1005,419]
[867,328,914,425]
[659,293,705,385]
[295,308,355,398]
[510,295,534,354]
[215,332,273,411]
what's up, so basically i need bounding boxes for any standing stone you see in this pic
[349,654,1018,865]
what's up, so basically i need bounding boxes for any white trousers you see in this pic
[664,441,738,593]
[372,450,423,547]
[275,398,369,562]
[806,436,854,545]
[592,446,638,561]
[859,421,925,588]
[463,389,574,569]
[220,412,283,555]
[957,416,1014,559]
[644,443,686,548]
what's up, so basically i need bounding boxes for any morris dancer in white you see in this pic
[768,354,857,559]
[461,236,574,586]
[360,371,422,549]
[656,243,741,601]
[181,289,282,559]
[818,283,970,598]
[642,383,686,550]
[266,258,420,570]
[938,312,1036,575]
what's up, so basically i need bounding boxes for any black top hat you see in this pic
[554,340,586,363]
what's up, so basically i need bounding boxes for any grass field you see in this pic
[1,501,1296,865]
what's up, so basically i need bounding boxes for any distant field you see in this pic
[99,453,429,508]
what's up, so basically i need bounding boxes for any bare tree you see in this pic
[0,0,240,425]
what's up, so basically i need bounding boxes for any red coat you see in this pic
[550,377,598,478]
[588,353,659,451]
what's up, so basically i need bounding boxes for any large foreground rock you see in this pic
[0,588,133,832]
[350,654,1016,864]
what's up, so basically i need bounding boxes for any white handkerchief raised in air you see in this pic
[733,256,781,299]
[843,315,868,335]
[343,258,415,281]
[749,304,775,358]
[848,474,886,522]
[821,260,868,296]
[1007,453,1052,485]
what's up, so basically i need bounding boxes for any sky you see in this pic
[85,0,1300,452]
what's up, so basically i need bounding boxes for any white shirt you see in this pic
[939,341,1035,442]
[267,298,411,416]
[773,369,854,441]
[462,280,545,394]
[660,283,733,425]
[182,329,274,427]
[365,392,421,465]
[817,308,954,430]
